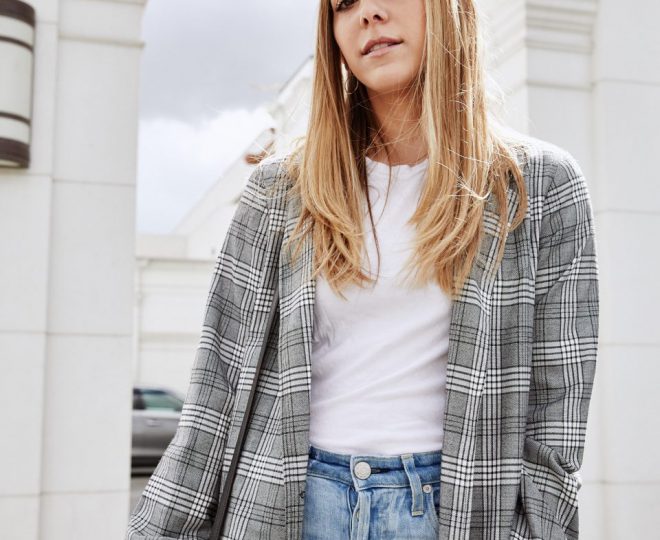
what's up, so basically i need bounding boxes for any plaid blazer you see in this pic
[127,134,599,540]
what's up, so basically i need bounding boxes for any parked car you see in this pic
[132,386,185,471]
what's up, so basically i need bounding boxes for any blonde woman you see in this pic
[127,0,599,539]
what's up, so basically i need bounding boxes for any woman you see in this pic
[127,0,599,539]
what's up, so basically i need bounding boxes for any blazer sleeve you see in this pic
[126,161,277,540]
[510,150,600,540]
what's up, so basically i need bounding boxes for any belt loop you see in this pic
[401,453,424,516]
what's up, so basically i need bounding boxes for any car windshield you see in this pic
[141,389,184,411]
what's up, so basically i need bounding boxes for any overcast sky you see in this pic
[137,0,318,234]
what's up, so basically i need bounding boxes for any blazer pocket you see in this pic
[515,436,582,539]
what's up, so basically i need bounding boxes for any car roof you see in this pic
[134,386,186,400]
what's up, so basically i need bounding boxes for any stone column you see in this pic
[0,0,147,538]
[591,0,660,538]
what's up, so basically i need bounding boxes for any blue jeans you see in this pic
[301,445,443,539]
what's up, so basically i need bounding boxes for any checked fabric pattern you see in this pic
[126,134,599,540]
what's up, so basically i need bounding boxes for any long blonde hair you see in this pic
[277,0,528,300]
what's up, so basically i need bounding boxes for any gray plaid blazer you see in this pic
[127,134,599,540]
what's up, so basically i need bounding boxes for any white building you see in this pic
[0,0,146,538]
[1,0,657,538]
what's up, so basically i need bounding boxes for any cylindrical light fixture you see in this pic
[0,0,35,168]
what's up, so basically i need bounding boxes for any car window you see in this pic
[141,389,184,412]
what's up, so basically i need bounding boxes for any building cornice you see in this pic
[58,0,146,48]
[527,0,598,53]
[485,0,598,65]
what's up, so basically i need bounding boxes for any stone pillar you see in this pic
[0,0,147,538]
[591,0,660,538]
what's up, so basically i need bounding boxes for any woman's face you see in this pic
[331,0,426,96]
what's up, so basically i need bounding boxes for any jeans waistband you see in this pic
[306,445,443,517]
[308,445,442,472]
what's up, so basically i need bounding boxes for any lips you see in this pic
[362,37,403,56]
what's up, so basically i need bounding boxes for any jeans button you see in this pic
[354,461,371,479]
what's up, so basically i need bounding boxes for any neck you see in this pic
[366,87,427,166]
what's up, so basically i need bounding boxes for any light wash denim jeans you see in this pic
[301,444,442,539]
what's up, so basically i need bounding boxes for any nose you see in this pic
[359,0,388,26]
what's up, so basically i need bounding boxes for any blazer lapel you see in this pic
[276,176,522,540]
[277,190,317,540]
[438,180,521,539]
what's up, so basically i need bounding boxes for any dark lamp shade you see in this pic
[0,0,35,168]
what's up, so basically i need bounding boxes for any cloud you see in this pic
[139,0,317,123]
[136,1,317,234]
[136,107,275,234]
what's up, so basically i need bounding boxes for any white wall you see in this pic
[0,1,146,538]
[590,1,660,538]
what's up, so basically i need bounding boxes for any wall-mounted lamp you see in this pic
[0,0,35,169]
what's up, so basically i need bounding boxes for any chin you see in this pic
[364,75,417,96]
[360,65,418,93]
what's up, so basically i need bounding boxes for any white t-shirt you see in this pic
[308,156,451,456]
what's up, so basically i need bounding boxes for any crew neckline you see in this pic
[365,155,429,177]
